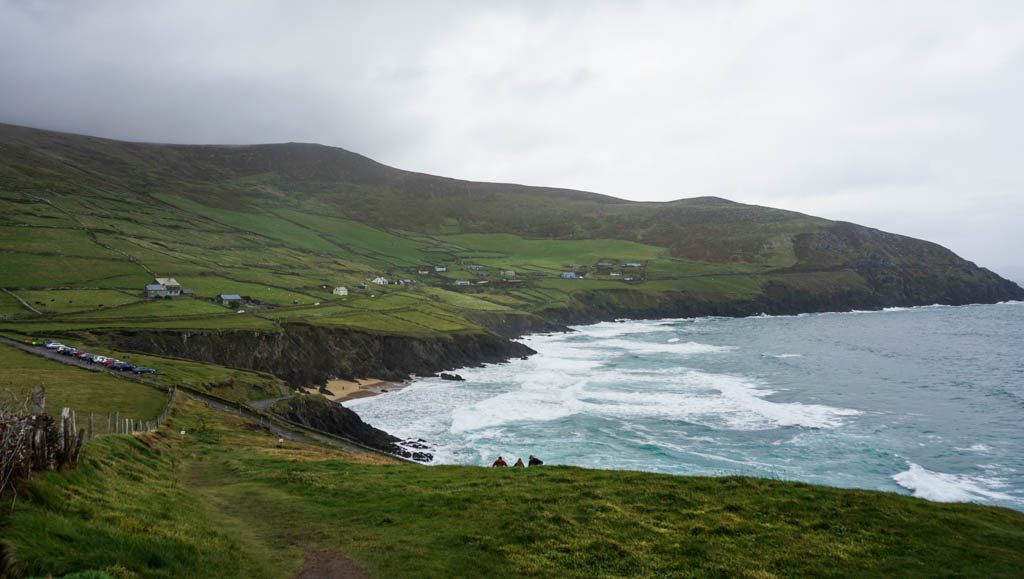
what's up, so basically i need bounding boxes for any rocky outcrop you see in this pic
[270,395,431,461]
[103,323,534,388]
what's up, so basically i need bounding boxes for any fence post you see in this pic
[58,407,69,452]
[31,387,46,415]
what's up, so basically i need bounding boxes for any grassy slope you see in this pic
[0,122,1018,344]
[2,398,1022,578]
[0,343,167,419]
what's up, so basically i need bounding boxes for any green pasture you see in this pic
[0,343,167,419]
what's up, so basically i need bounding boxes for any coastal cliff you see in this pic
[103,323,535,387]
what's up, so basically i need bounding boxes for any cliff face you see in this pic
[104,324,535,387]
[270,396,431,461]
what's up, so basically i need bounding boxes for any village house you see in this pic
[333,286,348,296]
[625,262,643,268]
[560,272,578,279]
[372,277,388,286]
[597,261,614,269]
[154,277,182,296]
[434,265,447,273]
[417,269,431,275]
[468,264,486,271]
[610,271,623,277]
[356,283,367,290]
[454,279,472,286]
[500,270,516,278]
[218,294,242,307]
[145,284,168,298]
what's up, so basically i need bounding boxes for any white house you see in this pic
[333,286,348,296]
[434,265,447,272]
[454,280,471,286]
[154,277,181,296]
[371,277,388,286]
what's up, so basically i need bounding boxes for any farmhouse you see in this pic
[500,270,516,278]
[468,264,486,271]
[333,286,348,296]
[597,261,615,269]
[625,262,643,268]
[154,277,182,296]
[454,280,472,286]
[218,294,242,307]
[434,265,447,272]
[560,272,578,279]
[145,284,168,298]
[372,277,388,286]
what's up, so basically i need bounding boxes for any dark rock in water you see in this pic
[439,372,465,381]
[269,396,433,461]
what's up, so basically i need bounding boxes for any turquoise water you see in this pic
[346,302,1024,510]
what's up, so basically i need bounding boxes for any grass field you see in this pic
[13,289,141,314]
[2,398,1022,578]
[0,343,167,419]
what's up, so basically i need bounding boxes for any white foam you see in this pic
[580,370,859,430]
[762,353,803,359]
[594,339,735,355]
[954,443,992,454]
[572,320,671,339]
[893,462,1022,504]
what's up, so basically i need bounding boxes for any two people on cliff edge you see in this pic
[491,455,543,467]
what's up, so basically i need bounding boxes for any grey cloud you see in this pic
[1,0,1021,273]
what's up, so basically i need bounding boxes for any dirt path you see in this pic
[296,548,369,579]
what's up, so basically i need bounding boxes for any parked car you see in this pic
[75,352,92,359]
[90,355,108,364]
[112,363,135,371]
[60,347,79,355]
[101,359,117,367]
[133,367,156,375]
[45,341,64,349]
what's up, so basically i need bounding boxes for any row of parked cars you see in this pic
[42,340,157,375]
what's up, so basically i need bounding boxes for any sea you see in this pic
[346,301,1024,511]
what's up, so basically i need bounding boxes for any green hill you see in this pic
[2,397,1022,578]
[1,124,1023,577]
[1,122,1020,384]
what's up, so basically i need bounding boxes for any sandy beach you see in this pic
[319,378,406,403]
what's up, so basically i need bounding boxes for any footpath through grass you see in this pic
[2,398,1023,578]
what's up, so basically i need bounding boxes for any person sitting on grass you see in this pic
[491,456,508,467]
[513,458,525,467]
[528,455,543,466]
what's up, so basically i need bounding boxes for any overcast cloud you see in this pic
[1,1,1022,275]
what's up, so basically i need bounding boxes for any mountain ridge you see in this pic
[0,121,1020,339]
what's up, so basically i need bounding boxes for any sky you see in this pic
[1,1,1022,276]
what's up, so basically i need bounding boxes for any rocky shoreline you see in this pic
[91,285,1023,461]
